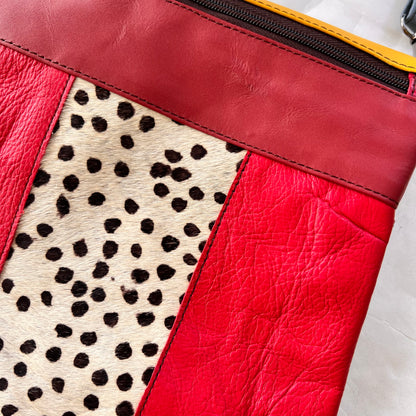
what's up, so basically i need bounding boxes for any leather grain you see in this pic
[136,152,394,416]
[0,45,72,271]
[245,0,416,72]
[0,0,415,205]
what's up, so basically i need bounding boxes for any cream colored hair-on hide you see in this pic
[0,78,246,416]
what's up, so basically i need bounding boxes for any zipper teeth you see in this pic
[192,0,408,92]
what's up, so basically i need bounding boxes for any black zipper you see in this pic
[186,0,409,93]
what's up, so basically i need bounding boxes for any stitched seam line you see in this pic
[252,0,416,70]
[0,74,72,264]
[165,0,414,102]
[0,35,398,205]
[137,151,252,415]
[0,3,404,206]
[166,0,399,205]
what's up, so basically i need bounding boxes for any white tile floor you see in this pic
[268,1,416,414]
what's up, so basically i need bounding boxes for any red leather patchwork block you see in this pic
[136,152,394,416]
[0,45,72,271]
[0,0,413,415]
[1,0,415,206]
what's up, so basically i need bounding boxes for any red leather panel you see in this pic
[0,0,415,206]
[0,45,73,272]
[135,152,394,416]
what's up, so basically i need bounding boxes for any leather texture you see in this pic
[0,0,415,206]
[245,0,416,72]
[135,152,394,416]
[0,45,73,272]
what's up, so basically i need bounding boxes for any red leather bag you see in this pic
[0,1,415,415]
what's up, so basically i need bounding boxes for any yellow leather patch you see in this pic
[244,0,416,72]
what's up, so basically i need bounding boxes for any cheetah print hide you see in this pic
[0,77,246,416]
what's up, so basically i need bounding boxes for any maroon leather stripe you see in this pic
[0,0,415,206]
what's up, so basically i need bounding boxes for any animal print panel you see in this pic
[0,78,246,416]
